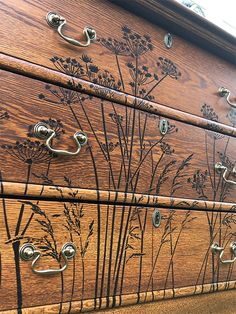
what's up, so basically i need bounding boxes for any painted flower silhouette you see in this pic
[92,70,122,90]
[201,104,224,140]
[187,169,208,199]
[201,104,218,121]
[39,84,79,106]
[98,37,130,56]
[157,57,181,79]
[160,142,174,155]
[1,139,55,164]
[50,56,85,78]
[122,25,153,57]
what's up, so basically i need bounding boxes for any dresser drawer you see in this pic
[1,199,236,312]
[0,0,236,127]
[1,70,236,203]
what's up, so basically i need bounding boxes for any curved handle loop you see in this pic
[46,12,96,47]
[34,122,88,156]
[215,162,236,185]
[20,243,76,276]
[218,87,236,109]
[211,242,236,264]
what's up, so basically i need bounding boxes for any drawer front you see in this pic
[1,199,236,311]
[1,70,236,203]
[0,0,236,126]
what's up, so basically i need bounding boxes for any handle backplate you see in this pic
[20,242,76,275]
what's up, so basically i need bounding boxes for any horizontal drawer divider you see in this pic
[1,52,236,138]
[2,281,236,313]
[1,181,236,212]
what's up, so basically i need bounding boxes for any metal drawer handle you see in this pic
[211,242,236,264]
[215,162,236,185]
[20,242,76,275]
[34,122,87,156]
[219,87,236,108]
[46,12,96,47]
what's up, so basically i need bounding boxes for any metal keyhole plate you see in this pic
[164,33,173,49]
[152,209,161,228]
[159,119,169,135]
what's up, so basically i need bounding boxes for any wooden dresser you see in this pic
[0,0,236,313]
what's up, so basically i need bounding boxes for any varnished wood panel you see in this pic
[0,0,236,127]
[2,182,236,213]
[1,70,236,203]
[1,53,236,138]
[1,199,236,312]
[2,285,236,313]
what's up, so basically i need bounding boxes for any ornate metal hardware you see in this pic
[34,122,87,156]
[215,162,236,185]
[46,12,96,47]
[218,87,236,108]
[159,119,169,135]
[211,242,236,264]
[152,208,161,228]
[19,242,76,275]
[164,33,173,49]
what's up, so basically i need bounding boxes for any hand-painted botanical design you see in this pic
[0,25,236,314]
[187,103,236,293]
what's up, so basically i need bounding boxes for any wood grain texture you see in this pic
[0,0,236,127]
[2,285,236,313]
[1,53,236,139]
[2,182,236,213]
[112,0,236,64]
[1,70,236,203]
[1,199,236,312]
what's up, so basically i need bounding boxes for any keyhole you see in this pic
[159,119,169,135]
[152,209,161,228]
[164,33,173,49]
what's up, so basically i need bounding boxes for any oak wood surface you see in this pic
[1,53,236,138]
[1,70,236,203]
[2,182,236,213]
[0,0,236,127]
[2,286,236,313]
[1,199,236,312]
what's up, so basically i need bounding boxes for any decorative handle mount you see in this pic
[211,242,236,264]
[34,122,87,156]
[215,162,236,185]
[19,242,76,275]
[218,87,236,108]
[46,12,96,47]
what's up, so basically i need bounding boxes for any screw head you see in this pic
[19,243,36,261]
[85,27,97,41]
[218,87,229,97]
[76,131,88,146]
[62,243,76,259]
[46,12,65,28]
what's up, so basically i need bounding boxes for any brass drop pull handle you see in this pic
[46,12,96,47]
[211,242,236,264]
[19,242,76,275]
[34,122,88,156]
[215,162,236,185]
[219,87,236,108]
